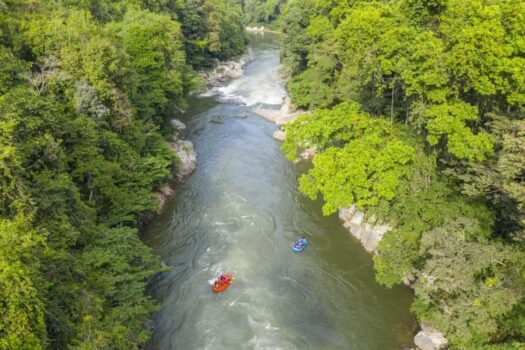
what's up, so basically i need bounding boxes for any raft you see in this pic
[292,238,308,252]
[212,274,233,293]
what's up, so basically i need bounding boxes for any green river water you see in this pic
[142,33,418,350]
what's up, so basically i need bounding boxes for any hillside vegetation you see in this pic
[0,1,246,349]
[279,0,525,348]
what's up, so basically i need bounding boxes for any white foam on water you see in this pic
[204,50,286,107]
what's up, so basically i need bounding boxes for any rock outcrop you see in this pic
[255,96,304,126]
[273,129,286,141]
[338,205,391,253]
[169,139,197,179]
[201,50,254,87]
[171,118,186,131]
[414,325,448,350]
[139,121,197,229]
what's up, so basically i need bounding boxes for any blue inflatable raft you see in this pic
[292,238,308,252]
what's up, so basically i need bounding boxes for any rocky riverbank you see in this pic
[200,50,254,87]
[138,119,197,229]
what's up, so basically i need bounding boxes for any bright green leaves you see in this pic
[424,101,494,161]
[280,1,525,348]
[0,2,212,348]
[441,1,513,97]
[0,46,28,95]
[300,138,414,215]
[0,217,46,350]
[288,13,338,109]
[400,32,450,103]
[283,102,386,159]
[284,102,415,215]
[72,226,160,349]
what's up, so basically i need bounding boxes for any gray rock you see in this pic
[170,140,197,178]
[351,210,365,226]
[414,326,448,350]
[338,206,391,253]
[171,119,186,131]
[402,273,416,288]
[201,50,254,86]
[361,223,390,253]
[273,130,286,141]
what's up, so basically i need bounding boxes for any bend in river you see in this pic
[143,33,417,350]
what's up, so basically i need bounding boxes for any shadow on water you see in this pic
[142,33,418,350]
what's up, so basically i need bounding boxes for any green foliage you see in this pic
[424,101,494,161]
[0,217,46,350]
[281,0,525,348]
[0,0,247,348]
[284,102,415,215]
[412,219,524,347]
[116,8,189,128]
[244,0,286,25]
[175,0,247,67]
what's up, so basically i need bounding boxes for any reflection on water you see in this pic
[143,33,417,350]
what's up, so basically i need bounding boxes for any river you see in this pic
[142,33,417,350]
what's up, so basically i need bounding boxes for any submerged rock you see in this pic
[414,325,448,350]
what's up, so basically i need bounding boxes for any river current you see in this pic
[143,33,417,350]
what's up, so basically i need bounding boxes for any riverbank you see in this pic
[138,120,197,229]
[263,85,448,350]
[199,50,254,87]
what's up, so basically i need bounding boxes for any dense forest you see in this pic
[0,0,246,349]
[242,0,285,26]
[2,0,524,349]
[280,0,525,349]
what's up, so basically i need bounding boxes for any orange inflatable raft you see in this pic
[212,274,233,293]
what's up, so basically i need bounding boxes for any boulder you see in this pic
[273,129,286,141]
[171,119,186,131]
[170,140,197,178]
[414,326,448,350]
